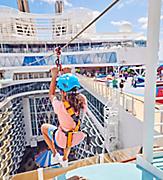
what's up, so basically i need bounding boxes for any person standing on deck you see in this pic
[124,71,128,81]
[112,77,118,88]
[133,75,137,88]
[119,79,125,93]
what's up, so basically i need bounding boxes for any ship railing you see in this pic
[0,41,138,54]
[0,80,50,99]
[10,154,110,180]
[77,74,163,134]
[87,101,104,126]
[0,45,111,54]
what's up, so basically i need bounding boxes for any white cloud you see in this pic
[126,0,135,4]
[117,3,124,9]
[117,0,135,9]
[138,15,163,30]
[111,20,133,32]
[111,20,132,27]
[138,17,147,24]
[138,17,148,30]
[31,0,72,7]
[141,23,147,30]
[63,0,72,7]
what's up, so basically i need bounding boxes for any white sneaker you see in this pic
[60,159,68,167]
[51,153,62,165]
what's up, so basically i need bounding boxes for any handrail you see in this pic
[10,145,148,180]
[11,155,100,180]
[78,75,163,109]
[0,89,48,109]
[77,75,163,134]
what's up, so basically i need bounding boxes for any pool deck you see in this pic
[66,163,160,180]
[79,76,163,134]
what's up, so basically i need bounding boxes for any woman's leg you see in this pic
[41,123,57,156]
[63,147,71,161]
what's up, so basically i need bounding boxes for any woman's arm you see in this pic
[49,67,72,101]
[49,67,58,101]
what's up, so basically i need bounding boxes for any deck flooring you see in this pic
[11,146,142,180]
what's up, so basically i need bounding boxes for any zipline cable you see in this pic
[62,0,120,50]
[28,0,120,66]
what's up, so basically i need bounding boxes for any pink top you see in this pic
[52,94,87,131]
[51,94,87,148]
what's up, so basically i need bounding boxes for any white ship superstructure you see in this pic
[0,1,147,178]
[0,5,97,44]
[0,1,145,54]
[1,0,163,179]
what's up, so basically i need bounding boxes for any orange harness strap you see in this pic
[63,101,81,147]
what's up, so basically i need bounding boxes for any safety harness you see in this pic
[63,100,81,148]
[54,47,81,148]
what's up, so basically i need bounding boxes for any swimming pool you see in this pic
[66,163,160,180]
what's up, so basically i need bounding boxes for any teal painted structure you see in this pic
[65,163,160,180]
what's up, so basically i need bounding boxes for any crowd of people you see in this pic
[107,71,140,92]
[76,67,146,92]
[111,76,125,93]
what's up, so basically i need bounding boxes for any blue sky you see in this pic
[0,0,162,37]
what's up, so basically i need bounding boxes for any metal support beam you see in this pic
[143,0,161,162]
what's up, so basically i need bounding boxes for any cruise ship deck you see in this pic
[1,0,163,179]
[3,73,161,179]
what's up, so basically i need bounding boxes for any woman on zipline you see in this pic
[41,67,87,167]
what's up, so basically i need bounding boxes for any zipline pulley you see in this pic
[55,46,62,71]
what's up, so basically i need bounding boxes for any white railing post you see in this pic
[143,0,161,162]
[108,87,110,99]
[105,85,108,98]
[122,93,125,108]
[99,83,101,95]
[102,84,105,97]
[160,111,163,133]
[96,82,98,92]
[132,97,134,115]
[110,88,112,100]
[93,81,95,91]
[100,83,102,96]
[37,168,44,180]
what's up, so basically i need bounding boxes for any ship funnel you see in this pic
[55,0,64,14]
[17,0,30,13]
